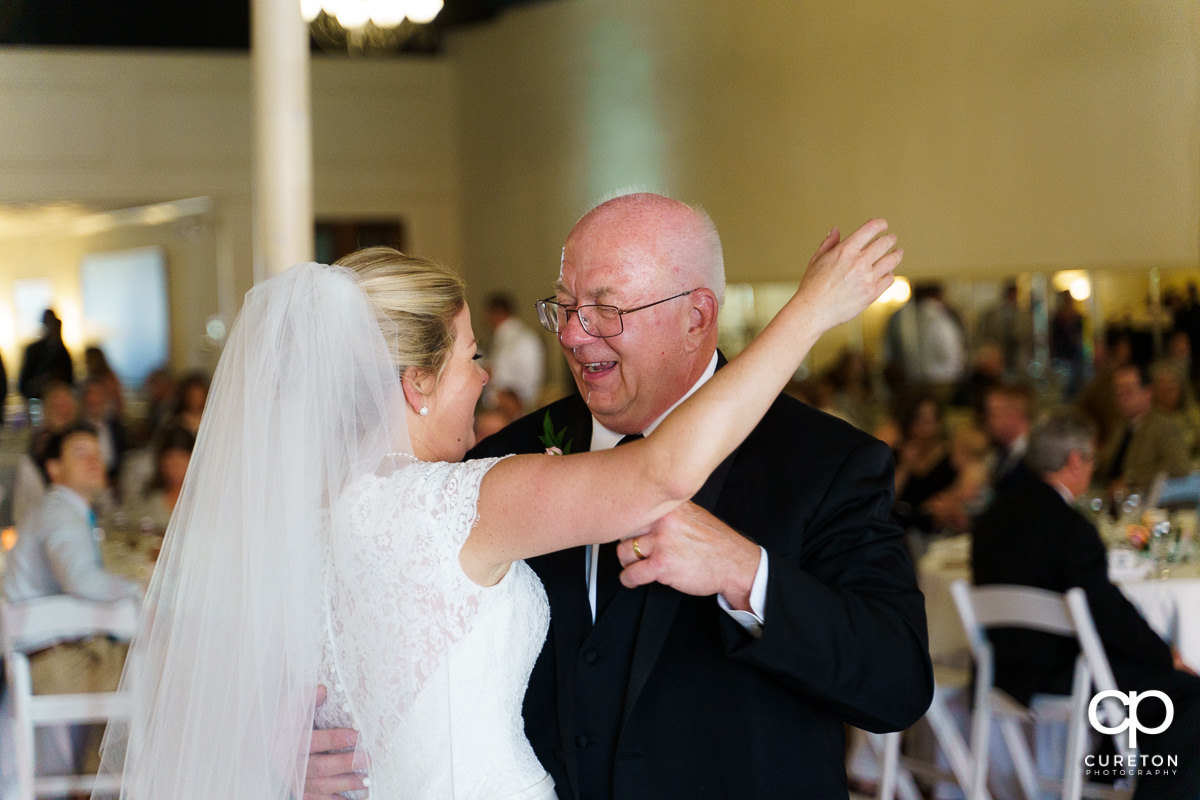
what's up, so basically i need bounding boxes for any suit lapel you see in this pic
[621,449,738,722]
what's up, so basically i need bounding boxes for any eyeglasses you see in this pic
[535,290,695,338]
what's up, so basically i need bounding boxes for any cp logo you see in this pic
[1088,690,1174,748]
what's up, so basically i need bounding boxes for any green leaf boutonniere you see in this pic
[537,411,573,455]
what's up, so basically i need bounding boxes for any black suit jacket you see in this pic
[972,473,1173,706]
[469,377,932,799]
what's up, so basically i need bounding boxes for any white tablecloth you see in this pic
[918,534,1200,671]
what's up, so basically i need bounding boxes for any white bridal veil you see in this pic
[95,263,412,799]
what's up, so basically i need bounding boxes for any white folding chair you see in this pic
[950,580,1093,800]
[1,595,138,800]
[871,661,982,800]
[1064,588,1136,800]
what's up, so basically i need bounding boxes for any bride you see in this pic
[95,220,899,800]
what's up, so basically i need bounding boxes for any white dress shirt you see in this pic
[584,352,769,636]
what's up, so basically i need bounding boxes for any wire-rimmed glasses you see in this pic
[535,290,695,338]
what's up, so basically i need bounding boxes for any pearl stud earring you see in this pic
[419,406,429,416]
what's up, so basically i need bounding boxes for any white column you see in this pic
[252,0,314,280]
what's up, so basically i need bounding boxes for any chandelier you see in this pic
[301,0,446,54]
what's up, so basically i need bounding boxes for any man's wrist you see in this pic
[720,543,761,611]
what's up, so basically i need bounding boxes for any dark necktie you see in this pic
[593,433,643,622]
[1110,425,1135,482]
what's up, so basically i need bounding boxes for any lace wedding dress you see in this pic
[316,455,556,800]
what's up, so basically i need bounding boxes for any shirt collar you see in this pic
[50,484,92,517]
[590,351,719,451]
[1049,478,1075,505]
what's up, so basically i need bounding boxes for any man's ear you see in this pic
[686,289,719,343]
[45,458,62,484]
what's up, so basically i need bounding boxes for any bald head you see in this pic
[554,192,724,434]
[565,193,725,307]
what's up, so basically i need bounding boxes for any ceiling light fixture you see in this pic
[302,0,444,55]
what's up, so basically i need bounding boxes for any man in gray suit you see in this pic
[4,423,139,604]
[3,423,139,776]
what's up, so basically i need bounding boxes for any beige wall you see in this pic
[0,1,1197,387]
[0,50,460,381]
[451,0,1200,380]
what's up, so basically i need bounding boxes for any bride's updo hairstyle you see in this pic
[335,246,467,383]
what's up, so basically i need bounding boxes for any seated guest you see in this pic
[130,424,194,534]
[892,393,957,537]
[4,423,140,604]
[826,348,882,431]
[2,423,140,776]
[80,376,130,492]
[1098,362,1189,498]
[982,381,1034,495]
[925,424,991,534]
[973,409,1200,799]
[172,370,210,436]
[11,380,78,530]
[951,342,1006,414]
[1150,360,1200,458]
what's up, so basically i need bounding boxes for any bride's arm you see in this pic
[463,219,900,581]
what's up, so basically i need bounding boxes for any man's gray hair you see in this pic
[1026,408,1097,474]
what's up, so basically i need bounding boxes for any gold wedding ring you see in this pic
[632,538,647,560]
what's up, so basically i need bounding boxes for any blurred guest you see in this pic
[825,349,881,431]
[1174,283,1200,381]
[981,382,1035,495]
[84,346,125,416]
[12,380,79,530]
[1164,328,1195,391]
[1076,332,1132,451]
[1098,362,1188,497]
[973,409,1200,800]
[0,350,7,426]
[18,309,74,401]
[132,425,194,534]
[474,388,524,442]
[976,280,1031,379]
[891,393,956,535]
[1150,360,1200,458]
[1049,290,1085,398]
[4,424,139,603]
[925,424,991,534]
[951,342,1006,414]
[884,282,966,399]
[80,377,130,489]
[483,292,545,411]
[139,366,177,443]
[3,423,140,776]
[173,371,210,436]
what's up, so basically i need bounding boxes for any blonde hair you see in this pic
[334,246,466,382]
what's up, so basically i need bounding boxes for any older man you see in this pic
[488,194,929,798]
[973,409,1200,799]
[306,193,931,800]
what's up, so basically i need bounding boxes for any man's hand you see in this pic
[305,685,366,800]
[616,502,760,611]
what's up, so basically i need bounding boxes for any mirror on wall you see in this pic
[719,266,1200,409]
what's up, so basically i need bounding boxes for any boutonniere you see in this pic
[537,411,573,455]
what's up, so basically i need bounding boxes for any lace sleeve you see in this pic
[323,456,508,793]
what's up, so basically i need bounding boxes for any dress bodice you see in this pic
[315,457,553,800]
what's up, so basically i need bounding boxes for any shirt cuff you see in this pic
[717,547,768,638]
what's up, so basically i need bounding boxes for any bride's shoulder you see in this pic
[341,456,509,518]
